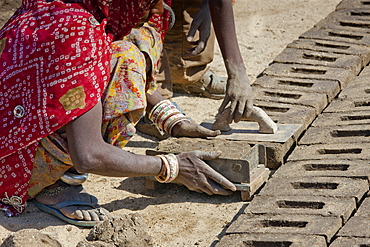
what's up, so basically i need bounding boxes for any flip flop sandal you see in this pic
[198,71,227,99]
[175,71,226,99]
[32,197,107,227]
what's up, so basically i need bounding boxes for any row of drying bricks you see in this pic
[217,0,370,246]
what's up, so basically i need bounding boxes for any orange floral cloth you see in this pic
[0,0,158,216]
[28,24,162,198]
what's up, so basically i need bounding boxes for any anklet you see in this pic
[38,184,70,196]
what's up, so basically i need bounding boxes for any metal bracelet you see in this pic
[60,172,89,185]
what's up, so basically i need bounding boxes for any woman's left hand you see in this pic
[171,120,220,138]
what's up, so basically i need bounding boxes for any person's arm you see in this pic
[209,0,253,122]
[146,90,220,137]
[66,102,162,177]
[65,101,235,195]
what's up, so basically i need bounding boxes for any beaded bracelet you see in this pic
[155,154,179,183]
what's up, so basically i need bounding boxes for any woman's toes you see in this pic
[88,209,100,221]
[99,208,110,220]
[82,210,92,221]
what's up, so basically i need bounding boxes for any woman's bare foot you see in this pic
[35,181,110,222]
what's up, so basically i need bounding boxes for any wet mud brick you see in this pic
[299,125,370,145]
[288,143,370,161]
[336,63,370,99]
[263,63,355,89]
[274,48,362,74]
[252,87,327,115]
[273,160,370,181]
[216,233,326,247]
[312,111,370,127]
[324,99,370,113]
[225,214,341,243]
[337,216,370,238]
[146,138,269,200]
[354,197,370,217]
[300,26,370,48]
[330,237,370,247]
[338,80,370,100]
[201,116,302,169]
[287,39,370,67]
[336,0,370,10]
[339,84,370,100]
[245,100,314,168]
[259,176,368,204]
[313,9,370,35]
[246,195,356,223]
[253,76,340,102]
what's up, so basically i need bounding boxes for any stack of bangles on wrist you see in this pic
[155,154,179,183]
[148,100,190,135]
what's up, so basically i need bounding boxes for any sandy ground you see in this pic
[0,0,342,246]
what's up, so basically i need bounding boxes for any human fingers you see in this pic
[206,178,234,196]
[234,98,247,123]
[229,99,238,122]
[171,121,220,138]
[176,125,220,138]
[199,185,215,195]
[207,168,237,192]
[242,99,254,119]
[190,25,210,55]
[218,95,230,115]
[187,18,200,43]
[190,41,206,56]
[194,151,236,191]
[193,150,222,161]
[194,125,221,138]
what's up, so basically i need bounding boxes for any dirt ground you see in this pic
[0,0,343,246]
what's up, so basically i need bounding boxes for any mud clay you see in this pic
[77,214,153,247]
[1,229,62,247]
[156,137,252,160]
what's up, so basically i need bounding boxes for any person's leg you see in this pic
[155,49,173,100]
[159,0,226,99]
[30,131,110,225]
[31,25,162,224]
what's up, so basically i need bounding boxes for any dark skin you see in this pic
[187,0,254,122]
[35,96,234,222]
[35,0,236,223]
[67,100,235,192]
[66,96,234,190]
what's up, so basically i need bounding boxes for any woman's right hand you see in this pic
[174,151,236,195]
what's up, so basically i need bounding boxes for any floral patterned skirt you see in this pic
[28,25,161,198]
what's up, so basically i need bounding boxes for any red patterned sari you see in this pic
[0,0,157,216]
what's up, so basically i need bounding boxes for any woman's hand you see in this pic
[218,64,253,123]
[174,150,236,195]
[186,0,212,56]
[171,120,220,138]
[207,0,254,123]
